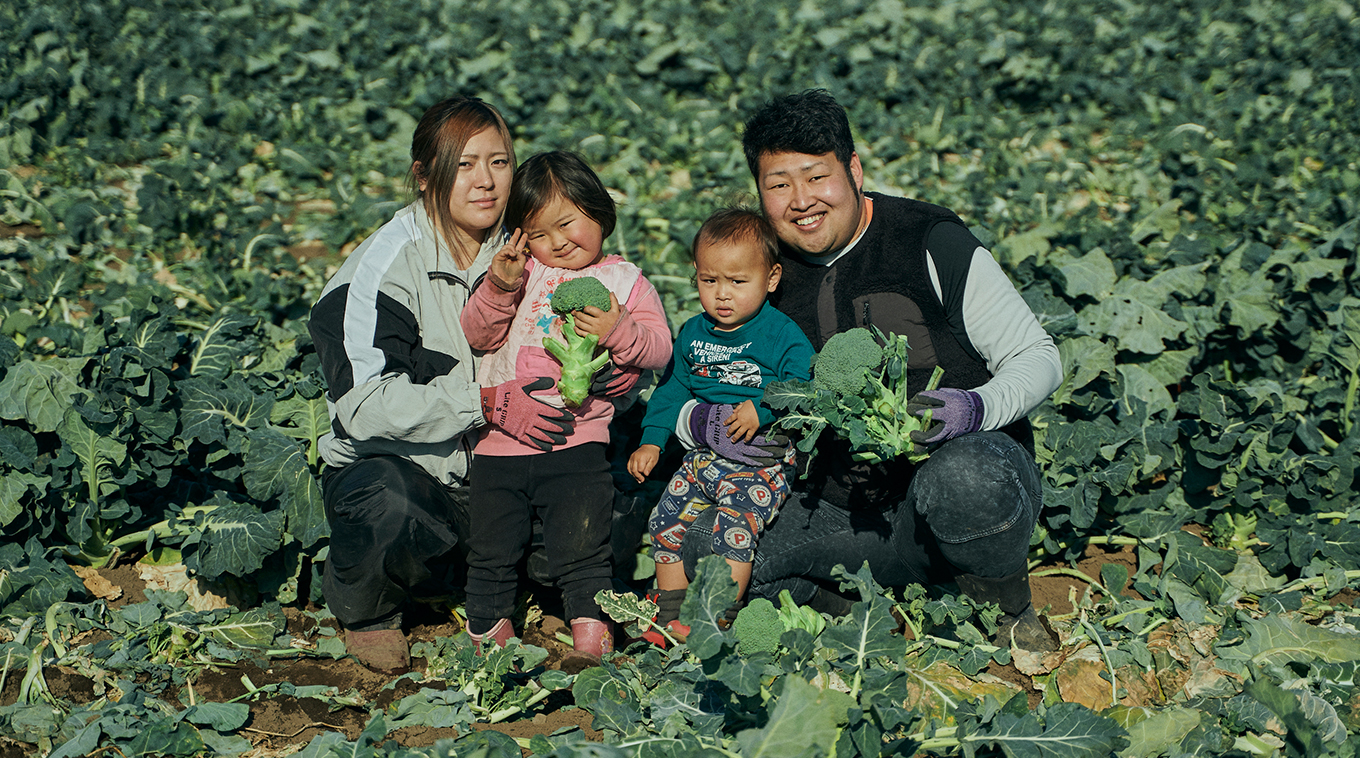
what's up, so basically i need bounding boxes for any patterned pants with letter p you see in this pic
[649,446,793,565]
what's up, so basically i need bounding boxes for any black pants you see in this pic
[683,432,1042,602]
[321,455,469,629]
[465,443,615,632]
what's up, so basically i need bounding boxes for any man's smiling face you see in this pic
[755,149,865,259]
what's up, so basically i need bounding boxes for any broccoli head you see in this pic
[810,328,884,397]
[550,276,612,315]
[731,597,783,656]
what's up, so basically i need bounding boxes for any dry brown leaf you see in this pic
[1054,645,1116,711]
[136,562,233,612]
[73,565,122,601]
[899,660,1021,722]
[1181,656,1243,699]
[1187,624,1221,658]
[1115,666,1167,707]
[1011,644,1066,676]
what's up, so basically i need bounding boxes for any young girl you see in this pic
[459,151,672,662]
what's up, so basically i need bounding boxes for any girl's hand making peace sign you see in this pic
[488,228,528,291]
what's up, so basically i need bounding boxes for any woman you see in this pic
[308,96,574,672]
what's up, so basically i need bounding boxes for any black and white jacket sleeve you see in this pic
[307,202,501,486]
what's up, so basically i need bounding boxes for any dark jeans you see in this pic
[682,432,1041,604]
[465,443,615,631]
[322,455,470,629]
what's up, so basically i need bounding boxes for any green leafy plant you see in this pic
[3,0,1360,753]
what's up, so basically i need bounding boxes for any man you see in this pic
[680,90,1062,651]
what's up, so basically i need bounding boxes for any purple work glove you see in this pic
[907,388,983,445]
[480,377,574,451]
[589,361,643,398]
[687,402,788,468]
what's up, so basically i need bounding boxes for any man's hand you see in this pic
[723,400,761,442]
[488,229,528,291]
[688,402,788,468]
[628,444,661,483]
[480,377,574,451]
[907,388,983,446]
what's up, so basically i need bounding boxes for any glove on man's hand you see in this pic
[481,377,574,451]
[907,388,983,445]
[589,361,643,398]
[688,402,788,468]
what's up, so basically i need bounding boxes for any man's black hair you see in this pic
[741,89,856,183]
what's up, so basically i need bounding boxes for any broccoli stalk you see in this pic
[543,313,610,409]
[544,276,614,408]
[856,363,945,464]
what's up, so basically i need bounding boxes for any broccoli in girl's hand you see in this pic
[549,277,612,314]
[544,276,613,408]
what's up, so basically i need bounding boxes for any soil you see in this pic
[0,223,42,239]
[1030,542,1142,616]
[0,543,1148,755]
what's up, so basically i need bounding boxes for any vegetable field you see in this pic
[2,0,1359,755]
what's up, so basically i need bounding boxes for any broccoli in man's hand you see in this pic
[809,328,883,396]
[763,327,945,470]
[544,277,612,408]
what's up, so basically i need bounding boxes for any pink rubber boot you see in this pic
[558,617,612,673]
[571,617,614,656]
[467,618,514,652]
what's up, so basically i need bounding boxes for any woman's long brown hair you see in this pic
[408,96,515,266]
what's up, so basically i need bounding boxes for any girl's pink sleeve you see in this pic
[460,278,522,351]
[599,275,672,371]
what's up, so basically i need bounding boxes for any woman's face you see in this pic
[443,127,513,246]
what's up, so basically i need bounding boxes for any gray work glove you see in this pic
[687,402,788,468]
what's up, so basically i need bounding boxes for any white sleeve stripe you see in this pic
[673,399,700,449]
[343,215,422,386]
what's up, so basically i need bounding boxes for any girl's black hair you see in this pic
[741,89,856,183]
[505,151,616,238]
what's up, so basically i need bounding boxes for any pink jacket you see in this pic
[461,256,672,456]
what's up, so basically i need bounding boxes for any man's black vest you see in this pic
[771,193,1034,508]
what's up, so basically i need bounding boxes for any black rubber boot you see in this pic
[808,586,855,618]
[648,589,687,626]
[955,569,1057,652]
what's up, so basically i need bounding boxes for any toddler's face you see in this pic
[694,239,781,331]
[522,194,604,271]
